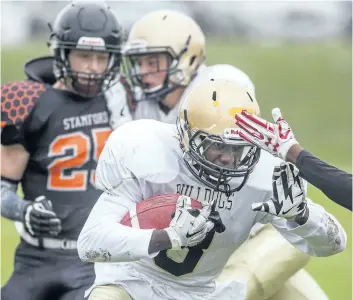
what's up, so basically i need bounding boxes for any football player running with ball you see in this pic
[120,9,333,300]
[1,2,129,300]
[78,79,346,300]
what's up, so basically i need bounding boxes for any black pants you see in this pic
[2,240,95,300]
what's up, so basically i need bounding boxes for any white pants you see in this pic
[87,263,246,300]
[218,224,328,300]
[88,224,328,300]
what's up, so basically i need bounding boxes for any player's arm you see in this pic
[1,144,31,221]
[1,81,61,236]
[77,130,214,263]
[77,191,214,263]
[77,178,206,262]
[77,188,171,262]
[77,138,172,262]
[289,145,352,211]
[235,108,352,211]
[1,134,61,237]
[255,163,347,257]
[271,201,346,257]
[1,82,34,222]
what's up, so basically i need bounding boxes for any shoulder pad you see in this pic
[108,120,180,183]
[24,56,56,85]
[1,81,46,128]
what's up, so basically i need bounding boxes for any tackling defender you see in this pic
[120,10,330,300]
[1,2,129,299]
[235,108,352,212]
[78,79,346,300]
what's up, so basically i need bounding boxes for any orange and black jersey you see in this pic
[1,81,46,149]
[1,81,113,239]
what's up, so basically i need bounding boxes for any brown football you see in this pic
[120,194,203,229]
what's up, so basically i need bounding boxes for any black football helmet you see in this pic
[48,2,123,97]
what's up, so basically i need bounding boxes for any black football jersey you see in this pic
[1,81,113,239]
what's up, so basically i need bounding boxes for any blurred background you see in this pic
[1,1,352,300]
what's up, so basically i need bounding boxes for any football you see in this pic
[120,194,203,229]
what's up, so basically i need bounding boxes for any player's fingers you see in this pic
[211,198,217,211]
[272,165,281,181]
[252,200,277,215]
[30,215,51,225]
[237,129,260,147]
[48,218,62,227]
[205,221,215,234]
[49,230,60,237]
[189,215,208,234]
[47,200,54,210]
[32,203,57,217]
[272,175,280,202]
[200,205,212,220]
[285,163,296,187]
[25,222,35,236]
[280,162,289,194]
[200,198,216,215]
[176,195,192,209]
[238,110,268,128]
[31,211,58,221]
[34,195,47,202]
[288,162,299,178]
[49,221,62,236]
[251,202,266,212]
[271,108,283,123]
[236,112,274,138]
[169,209,183,227]
[289,163,305,192]
[190,221,215,246]
[235,113,258,132]
[236,121,264,142]
[296,175,305,192]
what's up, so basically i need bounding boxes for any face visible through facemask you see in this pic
[203,139,245,169]
[129,53,171,91]
[67,50,110,96]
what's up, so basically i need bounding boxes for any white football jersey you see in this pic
[131,64,255,124]
[104,80,132,129]
[131,96,180,124]
[78,119,346,300]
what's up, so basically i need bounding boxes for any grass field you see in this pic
[1,39,352,300]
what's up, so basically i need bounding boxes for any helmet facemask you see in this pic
[178,109,261,196]
[49,38,122,98]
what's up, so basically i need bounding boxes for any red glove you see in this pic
[235,108,298,160]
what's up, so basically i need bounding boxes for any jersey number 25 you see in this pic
[47,128,111,191]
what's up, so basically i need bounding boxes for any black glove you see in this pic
[24,196,62,237]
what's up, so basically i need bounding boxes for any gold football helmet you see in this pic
[122,10,205,102]
[177,79,261,194]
